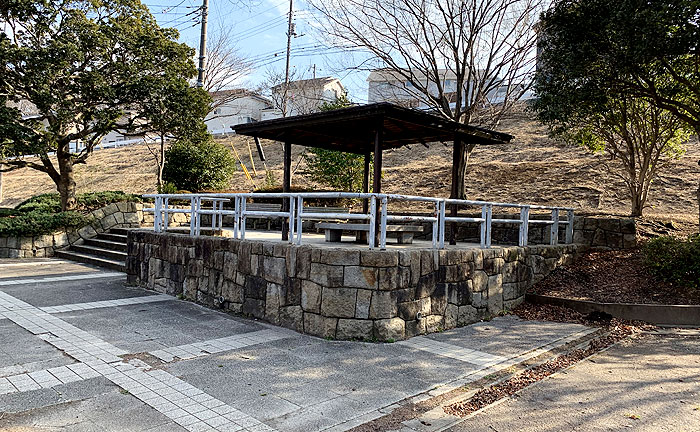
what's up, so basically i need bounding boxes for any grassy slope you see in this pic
[2,110,698,226]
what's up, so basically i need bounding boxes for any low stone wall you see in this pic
[127,231,584,341]
[0,202,146,258]
[572,216,636,250]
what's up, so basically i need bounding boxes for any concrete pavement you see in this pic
[0,259,597,432]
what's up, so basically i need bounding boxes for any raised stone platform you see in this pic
[127,231,584,341]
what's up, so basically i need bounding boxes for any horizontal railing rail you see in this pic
[142,192,575,250]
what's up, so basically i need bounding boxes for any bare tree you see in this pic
[202,25,253,115]
[309,0,543,200]
[258,68,343,116]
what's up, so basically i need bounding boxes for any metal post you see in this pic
[519,206,530,247]
[163,198,170,230]
[550,209,560,245]
[233,197,239,239]
[288,195,295,243]
[368,196,376,250]
[211,200,217,230]
[189,197,196,235]
[296,196,303,245]
[282,141,291,240]
[480,205,487,248]
[195,197,202,236]
[566,210,575,244]
[240,199,247,240]
[485,204,493,248]
[438,200,446,249]
[380,196,388,250]
[281,0,294,116]
[154,196,162,233]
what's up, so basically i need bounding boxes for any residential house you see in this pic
[268,77,345,118]
[205,90,272,135]
[367,68,532,109]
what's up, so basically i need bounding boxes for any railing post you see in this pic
[368,196,376,250]
[154,196,162,233]
[195,197,202,236]
[163,197,169,230]
[566,209,575,244]
[288,195,295,243]
[550,209,560,245]
[479,205,486,247]
[485,204,493,248]
[211,200,217,230]
[519,206,530,247]
[233,196,239,239]
[431,201,439,249]
[240,198,246,240]
[380,196,388,250]
[189,197,196,235]
[296,196,303,245]
[438,200,446,249]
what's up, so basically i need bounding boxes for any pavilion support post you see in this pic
[449,136,471,245]
[362,151,371,214]
[282,140,292,241]
[373,123,383,245]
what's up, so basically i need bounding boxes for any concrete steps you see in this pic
[55,229,130,272]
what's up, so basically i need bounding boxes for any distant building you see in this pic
[205,90,273,135]
[367,68,532,109]
[268,77,345,118]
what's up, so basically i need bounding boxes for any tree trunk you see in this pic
[157,135,165,189]
[697,179,700,233]
[630,189,643,217]
[56,141,77,211]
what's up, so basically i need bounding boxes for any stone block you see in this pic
[279,306,303,332]
[77,224,97,240]
[344,266,377,289]
[265,283,282,324]
[377,267,398,290]
[416,273,437,298]
[298,280,320,313]
[373,318,405,341]
[457,305,479,326]
[502,282,522,301]
[321,249,360,265]
[304,313,337,339]
[444,304,458,329]
[241,298,265,319]
[336,319,373,340]
[430,284,447,315]
[320,287,357,318]
[472,249,484,270]
[263,256,286,285]
[420,250,437,275]
[221,280,243,303]
[355,289,372,319]
[447,281,472,306]
[369,291,397,319]
[360,250,398,267]
[295,246,311,279]
[425,315,443,333]
[487,274,503,314]
[244,276,267,299]
[471,270,488,292]
[310,263,344,287]
[405,319,426,338]
[472,291,487,308]
[483,258,504,275]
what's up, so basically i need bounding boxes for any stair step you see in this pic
[109,228,133,236]
[83,238,127,252]
[70,244,127,261]
[54,250,125,272]
[97,232,128,243]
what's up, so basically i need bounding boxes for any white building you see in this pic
[367,69,532,109]
[268,77,346,118]
[205,90,273,135]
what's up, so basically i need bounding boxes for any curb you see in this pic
[526,293,700,326]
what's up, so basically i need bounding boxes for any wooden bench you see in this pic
[246,203,282,230]
[315,222,424,244]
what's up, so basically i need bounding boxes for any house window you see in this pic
[214,108,222,115]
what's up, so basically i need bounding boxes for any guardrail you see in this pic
[142,192,574,250]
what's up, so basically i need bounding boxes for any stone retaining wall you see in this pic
[0,202,146,258]
[127,231,584,341]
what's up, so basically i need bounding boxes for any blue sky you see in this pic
[145,0,369,102]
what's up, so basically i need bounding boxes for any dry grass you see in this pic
[2,110,699,227]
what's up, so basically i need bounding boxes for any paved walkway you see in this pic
[0,259,595,432]
[447,332,700,432]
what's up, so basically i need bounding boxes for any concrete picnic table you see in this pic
[315,222,423,244]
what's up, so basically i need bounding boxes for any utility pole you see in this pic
[281,0,294,117]
[0,165,4,204]
[196,0,209,87]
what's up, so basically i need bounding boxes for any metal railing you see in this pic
[142,192,574,250]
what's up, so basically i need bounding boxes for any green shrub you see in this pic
[643,235,700,290]
[1,190,140,237]
[15,191,141,213]
[0,211,92,237]
[303,148,370,192]
[163,136,237,192]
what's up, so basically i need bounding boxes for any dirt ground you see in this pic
[2,110,699,228]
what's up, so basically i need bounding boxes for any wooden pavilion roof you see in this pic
[231,103,513,153]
